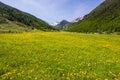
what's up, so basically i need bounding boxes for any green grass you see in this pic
[0,21,30,33]
[0,32,120,80]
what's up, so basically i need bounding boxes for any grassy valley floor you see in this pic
[0,32,120,80]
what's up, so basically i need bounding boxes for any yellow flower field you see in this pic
[0,32,120,80]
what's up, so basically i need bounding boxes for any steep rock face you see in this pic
[0,1,54,32]
[69,0,120,33]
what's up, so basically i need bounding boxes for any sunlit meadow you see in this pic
[0,32,120,80]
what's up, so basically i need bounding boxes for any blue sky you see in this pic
[0,0,104,24]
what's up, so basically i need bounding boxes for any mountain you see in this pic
[69,0,120,33]
[51,22,59,26]
[71,17,83,23]
[53,18,83,30]
[53,20,71,30]
[0,1,54,33]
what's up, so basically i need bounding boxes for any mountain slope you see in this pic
[69,0,120,33]
[53,20,70,30]
[0,1,54,32]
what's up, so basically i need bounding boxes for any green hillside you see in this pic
[0,2,54,32]
[69,0,120,33]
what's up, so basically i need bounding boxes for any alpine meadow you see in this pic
[0,0,120,80]
[0,32,120,80]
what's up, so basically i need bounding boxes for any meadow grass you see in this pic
[0,32,120,80]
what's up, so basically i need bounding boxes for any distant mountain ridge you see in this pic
[71,17,83,23]
[53,17,83,30]
[69,0,120,33]
[53,20,71,30]
[0,1,54,32]
[59,20,70,26]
